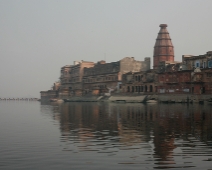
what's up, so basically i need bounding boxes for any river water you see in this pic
[0,101,212,170]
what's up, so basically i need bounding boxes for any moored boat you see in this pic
[49,98,57,102]
[63,99,71,102]
[146,98,157,103]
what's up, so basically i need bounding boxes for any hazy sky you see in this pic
[1,0,212,98]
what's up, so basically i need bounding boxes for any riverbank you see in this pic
[41,93,212,103]
[158,94,211,103]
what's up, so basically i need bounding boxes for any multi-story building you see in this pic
[181,51,212,94]
[69,61,95,96]
[82,57,151,96]
[121,70,157,93]
[157,51,212,94]
[182,51,212,70]
[157,63,192,94]
[59,65,72,98]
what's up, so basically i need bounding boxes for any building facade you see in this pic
[40,24,212,101]
[69,61,95,97]
[59,65,72,98]
[121,70,158,94]
[157,51,212,95]
[82,57,151,96]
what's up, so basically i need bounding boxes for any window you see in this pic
[208,60,212,68]
[195,60,200,68]
[196,63,199,68]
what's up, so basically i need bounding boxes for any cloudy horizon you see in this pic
[1,0,212,98]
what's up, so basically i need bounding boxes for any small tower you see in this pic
[153,24,174,69]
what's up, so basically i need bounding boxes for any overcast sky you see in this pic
[0,0,212,98]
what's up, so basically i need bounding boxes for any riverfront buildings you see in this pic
[40,24,212,100]
[121,24,177,94]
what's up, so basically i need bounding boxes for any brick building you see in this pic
[157,51,212,95]
[121,24,176,94]
[122,70,157,94]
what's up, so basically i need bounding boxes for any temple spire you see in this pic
[153,24,174,69]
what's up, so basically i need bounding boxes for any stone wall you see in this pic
[120,57,150,74]
[40,90,58,101]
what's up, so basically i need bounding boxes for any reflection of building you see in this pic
[41,102,212,165]
[56,103,119,142]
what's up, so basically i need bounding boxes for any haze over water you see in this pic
[0,101,212,169]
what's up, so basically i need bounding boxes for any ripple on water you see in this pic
[2,102,212,169]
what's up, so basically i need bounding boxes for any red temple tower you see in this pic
[153,24,174,69]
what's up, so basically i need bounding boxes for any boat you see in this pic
[146,98,157,103]
[63,99,72,102]
[49,98,57,102]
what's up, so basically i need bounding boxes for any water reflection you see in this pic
[41,102,212,169]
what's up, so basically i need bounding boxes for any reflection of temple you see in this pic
[41,102,212,165]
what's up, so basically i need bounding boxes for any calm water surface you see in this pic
[0,101,212,170]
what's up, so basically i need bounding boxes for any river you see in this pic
[0,101,212,169]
